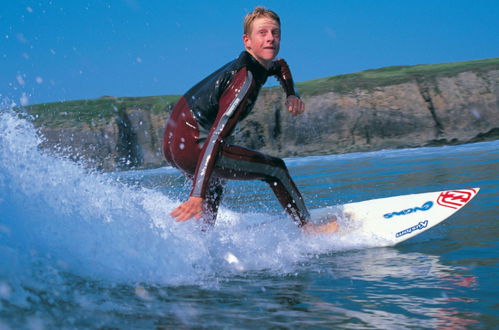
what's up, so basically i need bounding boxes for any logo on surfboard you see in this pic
[396,220,429,238]
[437,189,477,209]
[383,201,433,219]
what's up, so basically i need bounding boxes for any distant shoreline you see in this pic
[23,57,499,171]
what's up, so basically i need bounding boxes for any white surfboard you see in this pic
[310,188,479,246]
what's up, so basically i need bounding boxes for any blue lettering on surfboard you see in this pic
[396,220,429,238]
[384,201,433,219]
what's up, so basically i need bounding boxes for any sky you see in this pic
[2,0,499,106]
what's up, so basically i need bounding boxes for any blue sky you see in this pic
[2,0,499,105]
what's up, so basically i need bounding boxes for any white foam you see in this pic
[0,109,376,288]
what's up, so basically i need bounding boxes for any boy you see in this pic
[164,7,337,233]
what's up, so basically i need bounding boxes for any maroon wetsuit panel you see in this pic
[163,96,201,175]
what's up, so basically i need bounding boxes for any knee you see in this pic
[266,155,286,170]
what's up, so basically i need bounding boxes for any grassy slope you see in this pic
[27,95,181,128]
[26,57,499,127]
[296,57,499,96]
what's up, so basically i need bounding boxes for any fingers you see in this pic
[171,207,199,221]
[170,205,201,221]
[170,197,204,222]
[285,96,305,116]
[171,208,200,221]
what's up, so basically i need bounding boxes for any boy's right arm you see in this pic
[189,67,255,199]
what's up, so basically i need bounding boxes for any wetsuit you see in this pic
[163,51,310,225]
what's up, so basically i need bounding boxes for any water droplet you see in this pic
[20,93,29,106]
[16,75,25,86]
[470,108,481,119]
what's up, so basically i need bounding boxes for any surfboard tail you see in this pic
[310,188,480,247]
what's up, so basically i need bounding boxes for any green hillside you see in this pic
[296,57,499,96]
[26,94,181,128]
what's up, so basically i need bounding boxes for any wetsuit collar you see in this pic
[242,51,270,73]
[240,51,270,88]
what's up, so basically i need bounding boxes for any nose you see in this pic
[267,32,275,43]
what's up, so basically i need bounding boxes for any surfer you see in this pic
[163,6,338,234]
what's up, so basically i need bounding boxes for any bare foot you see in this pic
[303,218,339,234]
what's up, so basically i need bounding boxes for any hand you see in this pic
[285,95,305,117]
[170,196,204,222]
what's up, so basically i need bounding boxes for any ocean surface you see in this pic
[0,109,498,329]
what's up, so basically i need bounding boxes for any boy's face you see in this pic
[243,17,281,69]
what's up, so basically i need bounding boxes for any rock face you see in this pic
[234,70,499,158]
[39,106,169,171]
[37,68,499,171]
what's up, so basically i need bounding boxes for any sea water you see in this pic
[0,109,497,328]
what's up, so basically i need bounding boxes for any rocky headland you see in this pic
[26,57,499,171]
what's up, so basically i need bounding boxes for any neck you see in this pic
[246,50,272,70]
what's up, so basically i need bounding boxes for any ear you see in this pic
[242,34,251,50]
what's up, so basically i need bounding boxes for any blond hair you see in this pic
[243,6,281,35]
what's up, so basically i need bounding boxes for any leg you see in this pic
[202,178,225,226]
[162,98,185,167]
[214,144,310,226]
[162,97,200,173]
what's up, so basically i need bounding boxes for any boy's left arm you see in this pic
[271,59,305,116]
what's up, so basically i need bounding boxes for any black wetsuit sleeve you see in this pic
[269,59,299,98]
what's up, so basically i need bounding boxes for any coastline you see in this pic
[23,57,499,171]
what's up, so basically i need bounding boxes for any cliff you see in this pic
[26,57,499,171]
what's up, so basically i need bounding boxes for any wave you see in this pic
[0,108,379,293]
